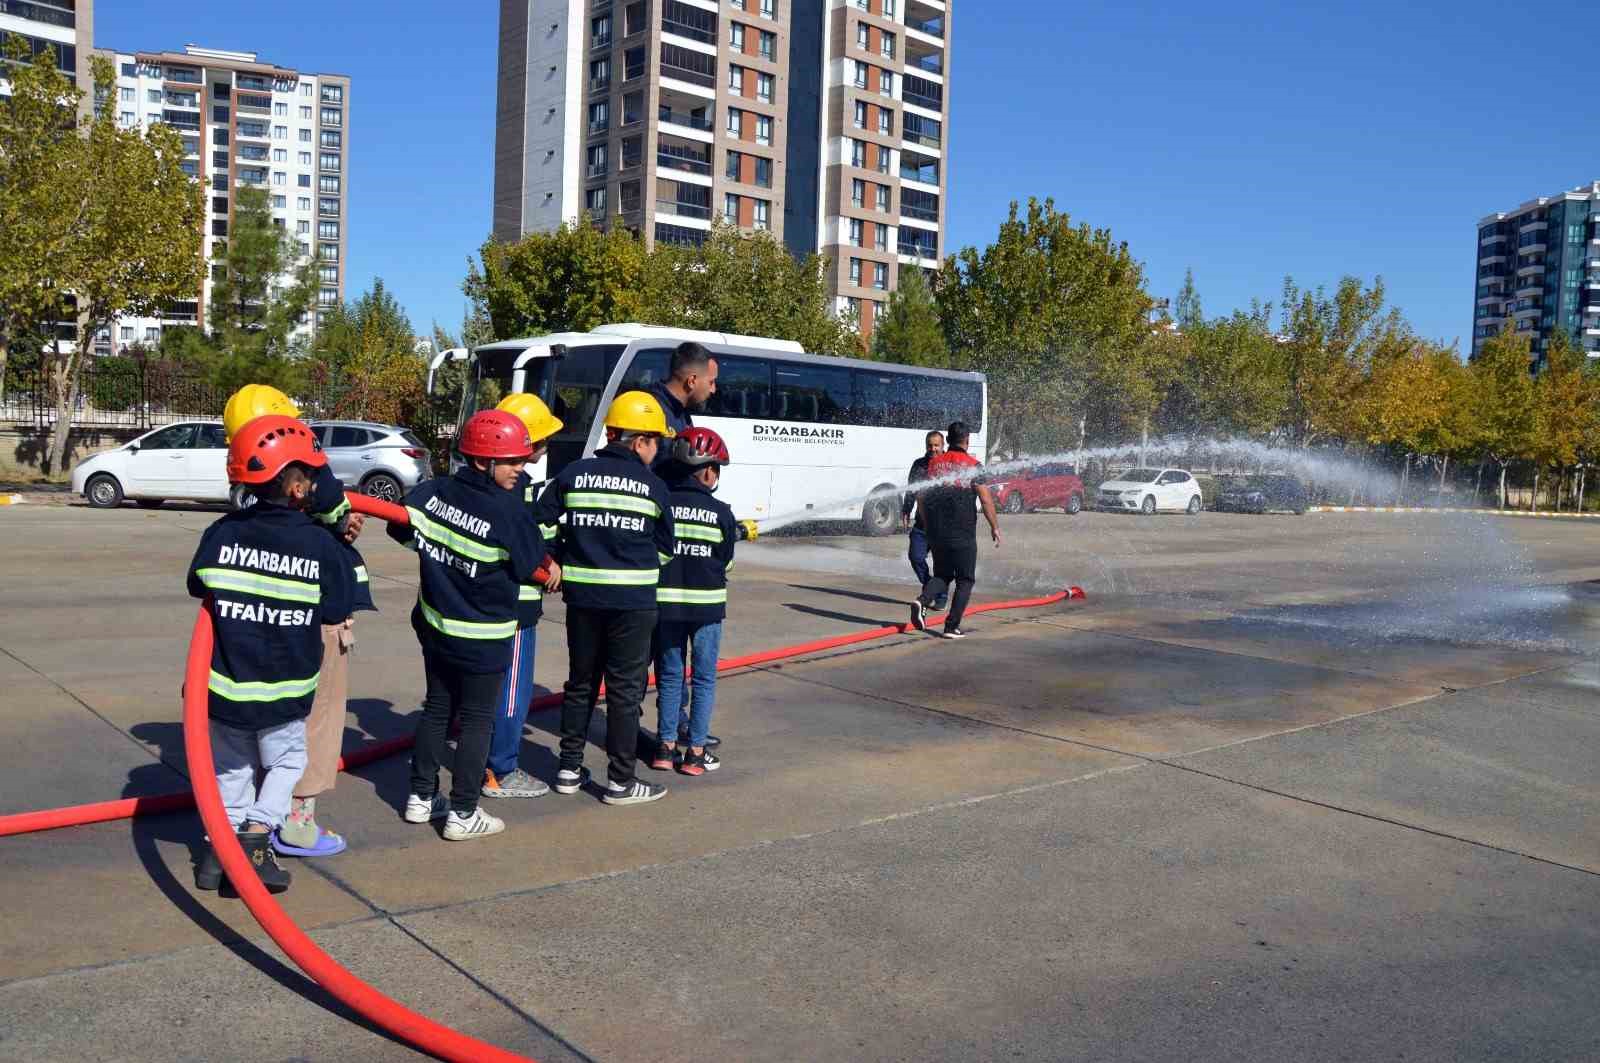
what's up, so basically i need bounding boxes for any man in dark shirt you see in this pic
[909,421,1000,639]
[901,430,944,605]
[646,341,719,470]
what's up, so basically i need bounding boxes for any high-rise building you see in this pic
[1473,180,1600,366]
[494,0,950,341]
[96,45,350,355]
[0,0,92,98]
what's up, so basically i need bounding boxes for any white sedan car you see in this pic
[70,420,240,509]
[1096,467,1204,515]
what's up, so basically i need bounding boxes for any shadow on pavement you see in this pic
[784,602,891,628]
[788,583,908,607]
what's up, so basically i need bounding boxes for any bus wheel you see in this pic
[861,486,899,536]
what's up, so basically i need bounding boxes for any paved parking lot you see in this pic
[0,503,1597,1061]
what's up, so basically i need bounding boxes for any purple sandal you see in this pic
[272,826,347,857]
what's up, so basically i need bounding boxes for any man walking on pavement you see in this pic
[910,421,1000,639]
[902,430,945,609]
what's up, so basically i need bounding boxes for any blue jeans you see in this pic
[487,624,536,778]
[655,620,722,749]
[908,526,931,586]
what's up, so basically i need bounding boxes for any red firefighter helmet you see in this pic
[226,414,326,485]
[673,426,731,467]
[459,409,534,460]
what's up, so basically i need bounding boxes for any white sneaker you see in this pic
[403,793,448,823]
[443,807,505,841]
[553,766,590,795]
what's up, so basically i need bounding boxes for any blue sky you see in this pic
[98,0,1591,350]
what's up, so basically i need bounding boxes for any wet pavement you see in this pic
[0,505,1597,1061]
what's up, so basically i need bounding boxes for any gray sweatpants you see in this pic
[211,717,308,831]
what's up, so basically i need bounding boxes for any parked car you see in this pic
[71,420,230,509]
[989,462,1086,514]
[1096,467,1204,514]
[307,420,431,503]
[1215,474,1308,515]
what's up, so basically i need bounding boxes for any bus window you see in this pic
[615,346,672,391]
[852,369,917,427]
[773,362,851,423]
[915,377,983,431]
[705,356,772,418]
[545,343,625,477]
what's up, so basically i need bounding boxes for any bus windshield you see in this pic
[545,343,629,476]
[456,347,559,441]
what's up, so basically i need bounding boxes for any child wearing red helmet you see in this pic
[649,426,755,776]
[186,415,356,894]
[386,410,549,840]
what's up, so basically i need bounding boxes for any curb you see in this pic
[1309,505,1600,519]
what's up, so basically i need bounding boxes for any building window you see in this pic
[730,22,745,50]
[300,105,312,119]
[586,143,608,177]
[212,104,228,123]
[883,0,895,15]
[591,58,610,90]
[271,194,286,208]
[320,107,342,126]
[592,14,611,48]
[754,198,769,229]
[119,111,135,127]
[852,178,866,208]
[320,153,341,171]
[850,258,862,286]
[856,23,868,50]
[297,196,310,211]
[876,182,890,211]
[120,326,133,341]
[880,70,894,97]
[320,242,338,261]
[878,107,892,135]
[757,72,773,102]
[145,327,160,342]
[319,197,339,215]
[272,171,286,186]
[873,262,888,289]
[319,287,339,306]
[854,101,867,129]
[851,139,866,167]
[273,148,287,162]
[147,88,162,103]
[754,155,771,187]
[298,173,311,187]
[727,108,742,136]
[274,101,288,116]
[319,220,339,239]
[759,30,775,59]
[724,193,739,223]
[299,152,313,166]
[320,265,339,284]
[881,32,895,58]
[273,125,287,139]
[320,130,341,148]
[850,218,864,246]
[589,100,609,132]
[625,1,646,35]
[301,82,315,97]
[726,150,742,181]
[585,186,607,215]
[320,175,340,193]
[875,144,890,173]
[119,86,134,102]
[853,61,868,88]
[299,128,312,142]
[874,224,888,251]
[320,84,343,103]
[755,114,771,145]
[212,219,227,236]
[623,90,643,125]
[298,220,311,234]
[728,63,744,94]
[761,0,776,17]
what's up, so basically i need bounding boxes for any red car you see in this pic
[989,462,1086,514]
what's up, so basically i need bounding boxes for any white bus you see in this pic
[428,323,987,534]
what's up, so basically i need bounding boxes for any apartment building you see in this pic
[0,0,92,95]
[1474,180,1600,366]
[494,0,950,339]
[96,45,350,355]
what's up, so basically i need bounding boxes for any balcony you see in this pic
[662,0,718,45]
[1479,232,1508,246]
[900,161,939,186]
[237,123,269,139]
[903,74,943,112]
[159,110,201,130]
[898,236,938,260]
[657,105,713,132]
[236,93,272,113]
[1515,262,1544,277]
[237,75,272,91]
[1519,219,1547,232]
[655,222,707,248]
[902,203,939,222]
[907,15,945,38]
[0,0,75,28]
[661,59,715,89]
[657,145,712,176]
[656,198,711,220]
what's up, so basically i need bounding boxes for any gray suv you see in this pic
[308,420,432,503]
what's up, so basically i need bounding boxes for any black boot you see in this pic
[236,828,292,893]
[194,839,223,891]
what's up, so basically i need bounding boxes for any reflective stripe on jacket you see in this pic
[656,475,736,623]
[536,443,675,611]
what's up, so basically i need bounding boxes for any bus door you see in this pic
[546,343,626,479]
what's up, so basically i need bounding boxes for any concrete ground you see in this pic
[0,502,1597,1061]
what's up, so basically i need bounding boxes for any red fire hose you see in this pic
[0,490,1085,1059]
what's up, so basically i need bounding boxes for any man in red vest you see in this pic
[909,420,1001,639]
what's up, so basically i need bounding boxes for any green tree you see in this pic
[1278,275,1399,447]
[1530,329,1596,509]
[643,223,861,357]
[207,184,316,394]
[1470,327,1537,508]
[870,265,949,366]
[9,50,207,473]
[466,216,647,339]
[935,197,1154,455]
[303,278,425,427]
[1159,302,1286,439]
[1174,267,1203,330]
